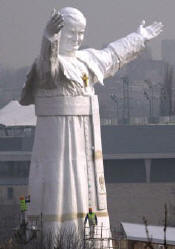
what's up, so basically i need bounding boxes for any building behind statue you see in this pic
[0,102,175,239]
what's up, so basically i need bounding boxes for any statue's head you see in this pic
[59,7,86,56]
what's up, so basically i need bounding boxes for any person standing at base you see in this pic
[84,208,98,238]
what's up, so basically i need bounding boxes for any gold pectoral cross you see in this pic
[82,73,89,87]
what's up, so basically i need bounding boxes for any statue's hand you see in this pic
[137,20,163,41]
[44,9,64,38]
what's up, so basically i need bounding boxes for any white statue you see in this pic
[20,7,163,234]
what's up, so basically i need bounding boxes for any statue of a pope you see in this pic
[20,7,163,233]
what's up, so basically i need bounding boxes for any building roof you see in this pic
[121,222,175,245]
[1,101,175,159]
[101,125,175,159]
[0,101,36,126]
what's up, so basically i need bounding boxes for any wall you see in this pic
[106,183,175,228]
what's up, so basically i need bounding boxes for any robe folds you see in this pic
[20,32,145,232]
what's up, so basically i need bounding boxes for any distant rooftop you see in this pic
[0,101,36,126]
[121,222,175,245]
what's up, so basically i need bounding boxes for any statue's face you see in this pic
[59,19,86,55]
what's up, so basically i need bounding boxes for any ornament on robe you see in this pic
[99,175,105,192]
[82,73,89,87]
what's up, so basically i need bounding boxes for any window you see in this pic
[151,159,175,182]
[0,161,30,177]
[0,128,5,137]
[24,128,32,137]
[104,159,146,183]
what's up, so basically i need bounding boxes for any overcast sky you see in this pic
[0,0,174,69]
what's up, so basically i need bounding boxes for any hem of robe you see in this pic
[27,212,109,223]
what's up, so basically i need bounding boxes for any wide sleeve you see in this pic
[86,32,145,81]
[19,60,37,105]
[19,33,60,106]
[36,33,60,89]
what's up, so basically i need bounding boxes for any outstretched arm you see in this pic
[108,20,163,70]
[37,9,64,88]
[86,21,163,82]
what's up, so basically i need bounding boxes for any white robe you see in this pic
[20,32,145,233]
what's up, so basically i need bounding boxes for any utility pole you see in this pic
[144,79,154,122]
[110,94,119,121]
[144,90,152,122]
[160,86,169,116]
[122,76,130,124]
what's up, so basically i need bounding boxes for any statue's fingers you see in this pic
[55,24,64,32]
[146,24,160,35]
[152,24,164,34]
[157,22,164,30]
[154,28,163,36]
[52,13,61,22]
[151,27,163,37]
[147,21,160,29]
[154,26,163,33]
[52,15,64,26]
[51,8,57,17]
[54,16,64,30]
[52,16,60,24]
[50,15,59,25]
[151,22,163,30]
[55,22,64,32]
[153,22,163,29]
[53,15,64,24]
[54,20,64,30]
[146,23,157,30]
[141,20,146,26]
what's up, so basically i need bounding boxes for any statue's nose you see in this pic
[73,33,79,41]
